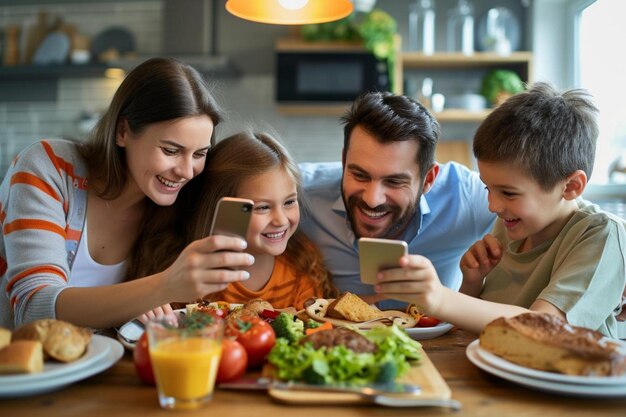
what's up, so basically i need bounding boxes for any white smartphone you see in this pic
[209,197,254,238]
[358,238,408,285]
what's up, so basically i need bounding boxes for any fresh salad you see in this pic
[267,312,422,385]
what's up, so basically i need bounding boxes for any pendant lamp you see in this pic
[226,0,354,25]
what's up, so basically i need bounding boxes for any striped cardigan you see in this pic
[0,140,88,329]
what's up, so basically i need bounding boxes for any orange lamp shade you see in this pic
[226,0,354,25]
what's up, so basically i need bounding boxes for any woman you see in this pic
[0,57,253,330]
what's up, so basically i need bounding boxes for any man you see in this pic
[300,91,495,309]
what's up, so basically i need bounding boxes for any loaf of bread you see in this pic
[0,340,44,374]
[326,292,383,322]
[0,327,11,349]
[480,313,626,376]
[12,319,92,363]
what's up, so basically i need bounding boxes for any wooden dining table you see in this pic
[2,327,626,416]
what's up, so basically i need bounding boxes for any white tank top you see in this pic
[69,219,127,287]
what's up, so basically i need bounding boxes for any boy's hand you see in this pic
[460,234,502,292]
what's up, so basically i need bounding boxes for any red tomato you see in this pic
[216,339,248,383]
[133,332,155,385]
[226,317,275,368]
[418,316,441,327]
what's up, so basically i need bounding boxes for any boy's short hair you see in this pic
[473,82,599,191]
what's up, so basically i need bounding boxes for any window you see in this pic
[577,0,626,185]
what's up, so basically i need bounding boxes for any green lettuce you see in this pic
[267,325,421,385]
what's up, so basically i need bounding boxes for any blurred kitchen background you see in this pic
[0,0,624,215]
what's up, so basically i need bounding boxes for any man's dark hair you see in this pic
[473,82,599,190]
[341,91,440,180]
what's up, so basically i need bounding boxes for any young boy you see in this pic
[374,82,626,338]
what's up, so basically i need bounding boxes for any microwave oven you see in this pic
[276,49,390,102]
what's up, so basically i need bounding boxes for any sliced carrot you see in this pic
[305,321,333,335]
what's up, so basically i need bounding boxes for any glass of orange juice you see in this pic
[147,313,224,410]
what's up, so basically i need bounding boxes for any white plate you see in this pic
[474,340,626,385]
[405,322,454,340]
[0,334,111,386]
[0,335,124,398]
[466,340,626,398]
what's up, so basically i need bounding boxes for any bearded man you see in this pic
[300,91,495,309]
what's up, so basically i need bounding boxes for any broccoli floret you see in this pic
[270,312,305,344]
[306,320,323,329]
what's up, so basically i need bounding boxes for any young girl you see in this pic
[147,131,335,309]
[202,131,337,309]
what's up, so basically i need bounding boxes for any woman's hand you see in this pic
[459,234,502,296]
[159,234,255,302]
[373,254,445,316]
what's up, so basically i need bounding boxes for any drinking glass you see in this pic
[147,314,224,410]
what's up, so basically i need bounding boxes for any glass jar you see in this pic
[408,0,435,55]
[446,0,474,55]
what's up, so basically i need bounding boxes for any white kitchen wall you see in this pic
[0,1,162,175]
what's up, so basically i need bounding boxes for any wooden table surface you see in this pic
[2,328,625,416]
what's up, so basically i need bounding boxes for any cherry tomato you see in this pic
[418,316,441,328]
[133,332,155,385]
[226,316,276,368]
[216,339,248,383]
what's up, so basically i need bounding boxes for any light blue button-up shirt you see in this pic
[299,161,496,309]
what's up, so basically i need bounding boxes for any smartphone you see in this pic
[209,197,254,238]
[358,238,408,285]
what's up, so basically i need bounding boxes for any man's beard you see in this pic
[343,193,420,239]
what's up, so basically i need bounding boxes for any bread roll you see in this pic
[480,313,626,376]
[12,319,92,363]
[0,340,44,374]
[244,299,273,314]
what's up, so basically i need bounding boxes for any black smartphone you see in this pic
[209,197,254,238]
[358,238,408,285]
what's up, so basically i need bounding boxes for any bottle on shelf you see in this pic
[408,0,435,55]
[418,77,433,110]
[446,0,474,56]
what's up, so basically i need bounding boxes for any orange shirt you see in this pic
[214,256,322,309]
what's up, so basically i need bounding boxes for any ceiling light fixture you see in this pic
[225,0,354,25]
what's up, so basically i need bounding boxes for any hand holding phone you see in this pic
[358,238,408,285]
[209,197,254,239]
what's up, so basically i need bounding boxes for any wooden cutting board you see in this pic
[268,349,451,405]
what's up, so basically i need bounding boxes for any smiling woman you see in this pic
[0,57,256,331]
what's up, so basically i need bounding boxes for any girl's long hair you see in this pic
[131,131,337,298]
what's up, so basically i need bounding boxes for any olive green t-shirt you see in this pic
[480,200,626,339]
